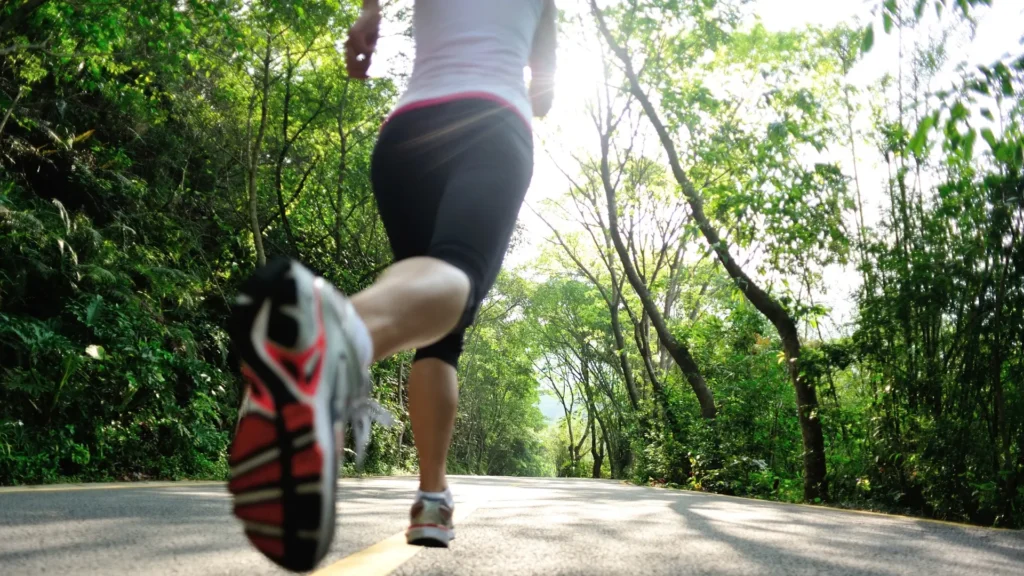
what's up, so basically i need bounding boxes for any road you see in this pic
[1,476,1022,575]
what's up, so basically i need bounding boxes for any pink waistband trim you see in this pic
[381,91,532,133]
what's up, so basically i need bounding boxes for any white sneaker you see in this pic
[225,257,392,572]
[406,493,456,548]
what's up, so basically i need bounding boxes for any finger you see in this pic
[344,39,366,74]
[346,59,365,79]
[357,54,373,77]
[345,35,367,56]
[346,51,371,79]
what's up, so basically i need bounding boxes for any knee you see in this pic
[415,330,465,369]
[399,257,474,328]
[422,251,483,331]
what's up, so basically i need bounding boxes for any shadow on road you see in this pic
[0,477,427,572]
[1,477,1022,576]
[425,477,1024,576]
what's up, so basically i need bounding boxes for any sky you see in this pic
[372,0,1024,424]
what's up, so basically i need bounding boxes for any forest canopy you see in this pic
[1,0,1022,529]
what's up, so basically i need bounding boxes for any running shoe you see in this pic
[226,257,392,572]
[406,493,455,548]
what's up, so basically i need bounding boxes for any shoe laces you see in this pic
[342,366,395,469]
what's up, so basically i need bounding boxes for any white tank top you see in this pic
[390,0,545,127]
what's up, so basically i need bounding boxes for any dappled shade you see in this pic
[1,0,1022,531]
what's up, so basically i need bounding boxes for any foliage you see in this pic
[449,272,552,478]
[1,0,1021,531]
[846,40,1024,526]
[0,0,395,483]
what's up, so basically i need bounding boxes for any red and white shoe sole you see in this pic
[226,258,339,573]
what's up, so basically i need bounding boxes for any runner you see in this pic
[224,0,557,571]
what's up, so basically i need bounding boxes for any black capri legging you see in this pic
[370,97,534,368]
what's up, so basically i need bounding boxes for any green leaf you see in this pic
[72,129,96,145]
[980,108,994,121]
[85,296,103,327]
[917,0,933,18]
[909,115,935,156]
[768,122,788,142]
[861,24,875,53]
[994,143,1022,167]
[883,12,893,34]
[999,75,1013,97]
[962,128,976,159]
[995,143,1013,163]
[981,128,997,149]
[968,80,990,96]
[914,0,928,19]
[950,101,969,121]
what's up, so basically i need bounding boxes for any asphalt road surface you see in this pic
[1,476,1022,575]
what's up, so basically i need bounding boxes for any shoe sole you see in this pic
[406,525,454,548]
[227,258,339,573]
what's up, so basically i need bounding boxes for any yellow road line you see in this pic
[0,481,224,495]
[313,501,481,576]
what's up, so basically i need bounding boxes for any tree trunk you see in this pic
[609,283,641,410]
[574,411,591,473]
[659,257,684,376]
[991,224,1013,514]
[539,208,642,412]
[396,358,406,465]
[334,80,351,264]
[274,47,298,253]
[592,2,827,500]
[628,311,682,436]
[581,359,605,478]
[246,38,273,267]
[0,87,23,139]
[599,417,618,478]
[592,197,642,412]
[782,333,828,501]
[551,376,578,476]
[597,125,716,419]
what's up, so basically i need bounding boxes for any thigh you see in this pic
[427,107,534,325]
[371,99,534,330]
[370,116,446,262]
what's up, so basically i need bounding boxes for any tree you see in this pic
[2,0,1021,531]
[589,0,855,501]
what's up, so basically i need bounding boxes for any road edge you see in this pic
[0,480,225,494]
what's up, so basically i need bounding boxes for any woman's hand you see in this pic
[530,75,555,118]
[345,7,381,79]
